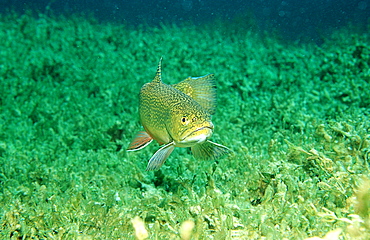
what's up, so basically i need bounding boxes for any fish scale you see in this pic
[127,58,231,171]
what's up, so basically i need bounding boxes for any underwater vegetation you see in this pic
[0,12,369,239]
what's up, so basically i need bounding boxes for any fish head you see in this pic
[168,105,214,147]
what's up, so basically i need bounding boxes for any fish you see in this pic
[127,58,230,171]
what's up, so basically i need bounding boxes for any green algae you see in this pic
[0,12,369,239]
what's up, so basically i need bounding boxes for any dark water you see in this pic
[1,0,369,42]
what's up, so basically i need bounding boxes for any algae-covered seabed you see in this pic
[0,13,369,240]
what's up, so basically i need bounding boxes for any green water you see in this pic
[0,13,369,239]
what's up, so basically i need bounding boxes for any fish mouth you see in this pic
[179,123,214,144]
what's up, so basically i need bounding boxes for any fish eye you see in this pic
[181,116,189,125]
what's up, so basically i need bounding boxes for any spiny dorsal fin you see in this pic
[172,74,217,115]
[152,57,163,83]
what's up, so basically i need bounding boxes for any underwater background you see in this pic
[0,1,370,239]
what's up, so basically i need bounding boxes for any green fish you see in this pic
[127,58,230,171]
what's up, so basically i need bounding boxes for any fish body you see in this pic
[128,58,230,170]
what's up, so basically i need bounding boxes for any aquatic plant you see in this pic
[0,12,369,239]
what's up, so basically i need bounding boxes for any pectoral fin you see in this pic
[127,131,153,151]
[146,142,175,171]
[191,140,231,160]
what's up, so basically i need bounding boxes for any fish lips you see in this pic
[178,123,214,145]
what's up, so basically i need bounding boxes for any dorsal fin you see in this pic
[152,57,163,83]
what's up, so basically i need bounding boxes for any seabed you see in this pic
[0,12,369,239]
